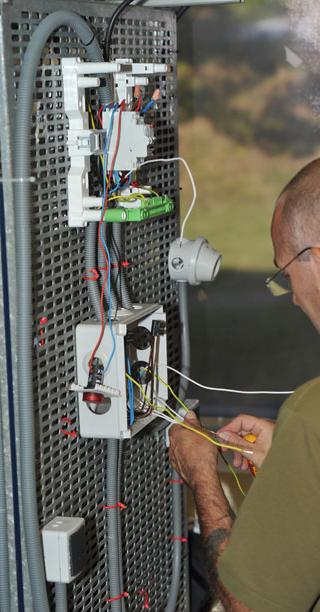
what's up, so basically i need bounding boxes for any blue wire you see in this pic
[127,358,135,426]
[101,106,118,375]
[141,99,155,114]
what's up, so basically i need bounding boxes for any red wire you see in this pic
[88,102,125,370]
[97,105,105,127]
[136,95,142,112]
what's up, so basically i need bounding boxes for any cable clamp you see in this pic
[139,589,150,609]
[169,479,184,485]
[102,502,127,511]
[106,592,129,603]
[171,536,188,543]
[60,429,77,440]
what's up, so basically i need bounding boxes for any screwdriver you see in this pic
[244,434,257,477]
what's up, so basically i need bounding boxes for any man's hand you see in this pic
[169,412,219,490]
[217,414,275,470]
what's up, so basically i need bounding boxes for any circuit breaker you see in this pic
[71,304,168,439]
[61,58,168,227]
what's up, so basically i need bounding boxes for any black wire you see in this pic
[176,7,189,21]
[104,0,136,61]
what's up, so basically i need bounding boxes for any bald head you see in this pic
[273,158,320,256]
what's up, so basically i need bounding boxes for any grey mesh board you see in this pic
[0,1,189,610]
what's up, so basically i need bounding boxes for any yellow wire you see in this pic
[88,102,109,184]
[222,458,246,497]
[140,186,160,198]
[126,373,157,409]
[147,369,190,414]
[108,193,145,202]
[127,374,251,454]
[125,373,247,496]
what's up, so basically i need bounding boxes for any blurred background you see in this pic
[177,0,320,420]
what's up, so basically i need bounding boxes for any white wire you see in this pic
[123,157,196,242]
[163,365,294,396]
[153,410,176,425]
[157,397,184,421]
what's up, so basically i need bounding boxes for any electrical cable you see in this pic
[123,157,196,243]
[147,369,190,415]
[218,450,246,498]
[164,365,294,396]
[89,104,123,371]
[104,0,136,61]
[176,7,189,20]
[127,359,135,426]
[125,375,252,455]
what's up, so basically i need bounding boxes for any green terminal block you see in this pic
[104,195,174,223]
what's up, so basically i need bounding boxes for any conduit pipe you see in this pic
[55,582,68,612]
[111,223,133,310]
[165,282,191,612]
[0,391,10,612]
[13,11,111,612]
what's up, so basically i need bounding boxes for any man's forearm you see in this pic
[193,473,251,612]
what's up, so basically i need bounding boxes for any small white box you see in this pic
[42,516,86,583]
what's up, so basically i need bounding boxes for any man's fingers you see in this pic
[184,411,200,425]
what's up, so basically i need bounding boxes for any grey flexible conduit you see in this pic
[13,11,112,612]
[55,582,68,612]
[105,439,123,612]
[0,391,10,612]
[85,223,103,317]
[97,223,119,308]
[87,239,123,611]
[165,282,191,612]
[111,223,133,309]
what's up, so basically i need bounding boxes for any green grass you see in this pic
[179,117,320,271]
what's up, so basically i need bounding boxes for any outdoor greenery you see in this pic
[177,1,320,414]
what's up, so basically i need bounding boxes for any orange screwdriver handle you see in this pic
[244,434,257,477]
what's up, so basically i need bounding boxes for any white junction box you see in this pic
[42,517,86,584]
[72,304,168,439]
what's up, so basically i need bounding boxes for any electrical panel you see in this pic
[61,57,168,227]
[0,3,191,611]
[71,304,168,439]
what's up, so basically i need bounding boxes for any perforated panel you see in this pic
[0,1,188,610]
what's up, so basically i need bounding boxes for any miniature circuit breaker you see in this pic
[61,58,168,227]
[71,304,168,439]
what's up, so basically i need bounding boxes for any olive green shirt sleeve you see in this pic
[218,379,320,612]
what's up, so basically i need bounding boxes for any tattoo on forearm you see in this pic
[203,508,235,594]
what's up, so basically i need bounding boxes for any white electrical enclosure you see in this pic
[42,517,86,584]
[72,305,168,439]
[61,58,167,227]
[102,110,154,171]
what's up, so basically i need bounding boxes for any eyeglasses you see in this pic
[265,246,313,296]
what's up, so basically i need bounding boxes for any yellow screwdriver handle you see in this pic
[244,434,257,476]
[244,434,257,444]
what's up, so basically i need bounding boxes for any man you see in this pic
[169,158,320,612]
